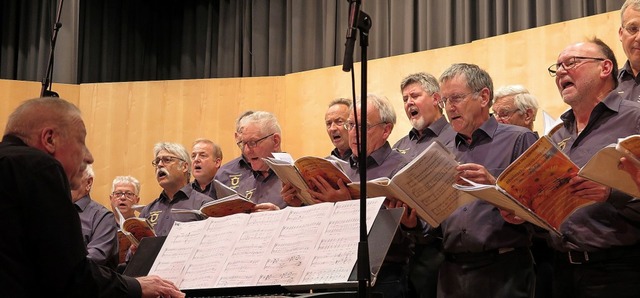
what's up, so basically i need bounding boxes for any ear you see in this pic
[272,133,281,148]
[619,26,624,43]
[432,92,441,107]
[523,108,535,124]
[86,177,94,191]
[479,87,491,108]
[41,128,56,154]
[382,123,393,139]
[214,158,222,168]
[601,59,614,78]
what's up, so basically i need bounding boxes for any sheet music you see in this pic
[299,198,383,285]
[256,203,335,286]
[148,220,208,284]
[147,197,386,289]
[180,214,250,289]
[215,210,288,287]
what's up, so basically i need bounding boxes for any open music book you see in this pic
[453,135,636,235]
[263,153,353,205]
[116,206,156,246]
[148,198,385,290]
[578,135,640,198]
[172,180,256,218]
[347,140,474,227]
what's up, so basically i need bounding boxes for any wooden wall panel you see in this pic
[0,11,628,209]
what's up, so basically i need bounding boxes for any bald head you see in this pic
[5,97,94,189]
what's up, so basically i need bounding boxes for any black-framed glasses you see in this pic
[343,121,387,131]
[547,56,606,77]
[236,133,275,149]
[438,91,477,108]
[111,191,137,199]
[151,156,185,167]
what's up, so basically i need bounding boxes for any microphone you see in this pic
[342,0,360,72]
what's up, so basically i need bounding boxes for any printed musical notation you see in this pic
[147,197,385,289]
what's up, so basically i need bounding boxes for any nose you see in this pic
[84,147,94,165]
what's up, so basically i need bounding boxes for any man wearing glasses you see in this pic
[617,0,640,102]
[139,142,213,237]
[72,164,118,269]
[216,111,286,210]
[546,38,640,298]
[110,175,142,226]
[304,94,412,298]
[492,85,539,133]
[435,63,538,298]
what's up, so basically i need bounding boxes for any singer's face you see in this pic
[325,103,351,152]
[441,74,488,139]
[239,123,278,172]
[348,105,391,158]
[191,142,221,184]
[155,149,189,190]
[402,82,440,131]
[110,182,139,218]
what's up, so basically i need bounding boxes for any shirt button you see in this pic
[462,229,467,234]
[463,207,467,211]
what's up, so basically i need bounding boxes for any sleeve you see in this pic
[608,189,640,224]
[511,131,538,160]
[86,209,119,268]
[27,162,139,297]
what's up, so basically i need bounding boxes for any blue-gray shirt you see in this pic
[616,60,640,103]
[214,155,286,208]
[139,184,213,236]
[392,116,457,160]
[549,91,640,251]
[75,195,119,269]
[441,116,538,253]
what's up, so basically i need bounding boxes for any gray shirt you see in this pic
[549,92,640,251]
[74,195,118,269]
[393,116,457,160]
[616,60,640,103]
[441,116,538,253]
[214,155,286,208]
[139,185,213,236]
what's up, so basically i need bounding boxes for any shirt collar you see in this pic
[454,116,497,147]
[559,90,621,132]
[409,116,449,141]
[73,195,92,211]
[619,60,636,81]
[349,141,393,169]
[330,147,353,161]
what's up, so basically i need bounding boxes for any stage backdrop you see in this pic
[0,11,625,209]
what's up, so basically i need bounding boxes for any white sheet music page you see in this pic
[256,203,336,286]
[179,214,250,289]
[147,219,208,285]
[214,210,289,288]
[299,197,384,285]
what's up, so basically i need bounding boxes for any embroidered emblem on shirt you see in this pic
[230,174,241,189]
[557,137,571,151]
[394,148,409,154]
[148,211,161,227]
[245,188,255,200]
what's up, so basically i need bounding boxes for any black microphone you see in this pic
[342,0,360,72]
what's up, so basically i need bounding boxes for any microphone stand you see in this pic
[40,0,64,98]
[342,1,372,297]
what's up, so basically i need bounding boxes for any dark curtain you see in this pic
[0,0,626,83]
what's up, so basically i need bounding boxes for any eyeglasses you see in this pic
[547,56,606,77]
[622,24,640,36]
[111,191,137,199]
[494,108,521,119]
[438,92,477,108]
[236,133,274,149]
[151,156,185,167]
[325,119,346,129]
[343,121,387,131]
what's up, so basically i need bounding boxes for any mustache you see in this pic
[157,167,169,177]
